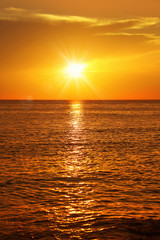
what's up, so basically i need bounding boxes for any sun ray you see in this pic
[57,76,72,99]
[81,76,101,99]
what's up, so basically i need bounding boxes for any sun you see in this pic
[65,62,86,79]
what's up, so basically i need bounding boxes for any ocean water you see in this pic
[0,100,160,240]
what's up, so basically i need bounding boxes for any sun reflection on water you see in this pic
[64,102,85,175]
[43,102,98,237]
[70,102,82,128]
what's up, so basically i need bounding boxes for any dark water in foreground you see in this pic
[0,100,160,240]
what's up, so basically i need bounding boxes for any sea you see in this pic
[0,100,160,240]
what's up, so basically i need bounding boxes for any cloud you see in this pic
[0,7,159,46]
[1,7,160,44]
[1,7,160,30]
[130,17,160,29]
[96,32,160,41]
[0,7,98,24]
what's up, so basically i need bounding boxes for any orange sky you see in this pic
[0,1,160,99]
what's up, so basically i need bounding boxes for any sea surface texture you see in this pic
[0,100,160,240]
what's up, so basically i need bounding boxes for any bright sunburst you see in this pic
[57,57,99,99]
[65,62,86,78]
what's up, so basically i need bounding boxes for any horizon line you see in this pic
[0,99,160,101]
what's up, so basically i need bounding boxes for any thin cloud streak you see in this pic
[1,7,160,32]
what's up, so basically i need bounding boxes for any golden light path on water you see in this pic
[67,103,83,173]
[61,103,95,231]
[43,102,97,236]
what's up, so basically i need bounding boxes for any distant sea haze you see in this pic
[0,100,160,240]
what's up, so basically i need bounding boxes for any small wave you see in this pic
[0,218,160,240]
